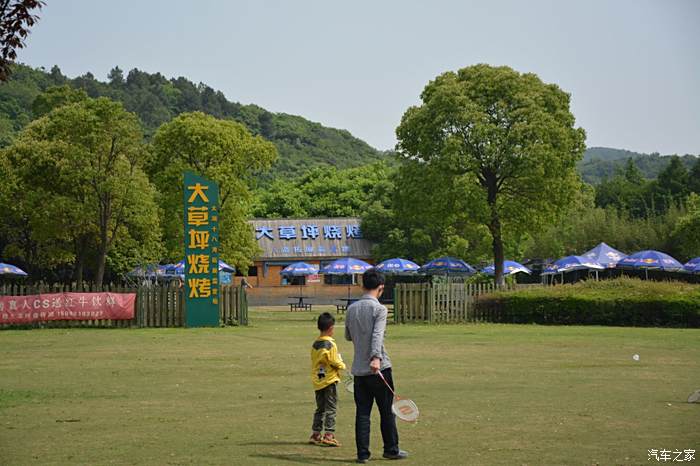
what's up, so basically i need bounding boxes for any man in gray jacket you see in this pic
[345,268,408,463]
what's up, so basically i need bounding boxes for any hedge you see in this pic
[477,278,700,327]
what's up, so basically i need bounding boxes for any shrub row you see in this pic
[477,278,700,327]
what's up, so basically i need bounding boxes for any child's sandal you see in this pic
[321,433,341,447]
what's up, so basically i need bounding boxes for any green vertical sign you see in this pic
[184,171,220,327]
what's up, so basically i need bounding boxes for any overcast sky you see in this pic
[18,0,700,155]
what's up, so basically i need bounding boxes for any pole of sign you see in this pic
[184,171,221,327]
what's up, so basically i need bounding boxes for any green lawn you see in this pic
[1,307,698,465]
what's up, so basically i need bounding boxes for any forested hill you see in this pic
[2,64,695,185]
[580,147,698,184]
[0,64,387,180]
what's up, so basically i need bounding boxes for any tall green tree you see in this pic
[623,158,644,184]
[670,193,700,261]
[654,155,689,212]
[252,180,311,219]
[31,85,89,118]
[150,112,277,271]
[524,203,683,260]
[362,159,494,265]
[1,138,90,278]
[0,114,14,147]
[108,66,124,86]
[252,162,394,219]
[595,173,650,218]
[396,64,586,284]
[0,0,44,81]
[687,157,700,195]
[2,97,162,284]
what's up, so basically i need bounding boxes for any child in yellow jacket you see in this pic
[309,312,346,447]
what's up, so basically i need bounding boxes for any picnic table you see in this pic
[288,296,312,312]
[335,298,358,314]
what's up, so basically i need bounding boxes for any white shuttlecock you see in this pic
[632,354,640,361]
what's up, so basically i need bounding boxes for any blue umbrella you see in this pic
[321,257,373,275]
[419,256,476,275]
[280,262,319,276]
[542,256,605,275]
[321,258,373,298]
[616,250,684,279]
[217,260,236,273]
[376,258,420,274]
[684,257,700,273]
[280,262,319,296]
[0,262,28,276]
[162,265,183,279]
[616,250,684,271]
[482,260,532,276]
[163,262,182,276]
[581,242,627,268]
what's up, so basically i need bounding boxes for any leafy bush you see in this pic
[478,278,700,327]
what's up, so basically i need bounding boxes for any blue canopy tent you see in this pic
[419,256,476,276]
[0,262,28,277]
[280,262,320,297]
[581,242,626,268]
[164,259,236,284]
[481,260,532,276]
[321,257,373,298]
[541,255,604,284]
[616,250,684,279]
[684,257,700,274]
[376,258,420,274]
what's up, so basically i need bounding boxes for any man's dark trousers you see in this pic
[353,368,399,460]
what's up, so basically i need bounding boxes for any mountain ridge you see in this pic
[580,147,697,184]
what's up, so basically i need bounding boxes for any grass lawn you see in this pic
[1,307,698,465]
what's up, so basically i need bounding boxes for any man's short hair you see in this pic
[317,312,335,331]
[362,268,385,290]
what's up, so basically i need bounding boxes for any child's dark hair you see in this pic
[317,312,335,331]
[362,268,385,290]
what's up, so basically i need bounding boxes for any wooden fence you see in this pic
[394,282,538,323]
[0,282,248,329]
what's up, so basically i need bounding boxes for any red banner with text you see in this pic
[0,292,136,324]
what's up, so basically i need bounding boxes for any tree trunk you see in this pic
[489,210,505,287]
[95,202,110,286]
[485,173,505,286]
[73,237,87,285]
[95,233,108,286]
[73,255,84,284]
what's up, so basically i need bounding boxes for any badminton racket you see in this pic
[344,373,354,393]
[377,371,419,422]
